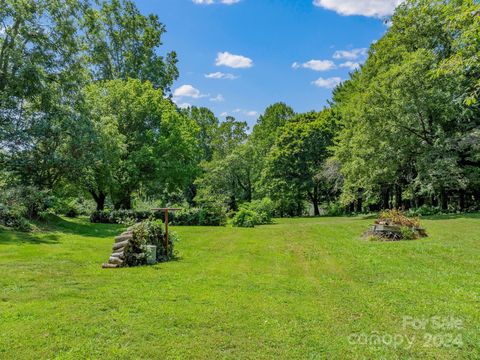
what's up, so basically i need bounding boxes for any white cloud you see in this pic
[230,108,257,117]
[333,48,368,60]
[210,94,225,102]
[220,112,229,117]
[205,72,239,80]
[216,52,253,69]
[312,77,342,89]
[173,85,205,99]
[177,102,192,109]
[313,0,404,18]
[339,61,361,70]
[292,59,336,72]
[193,0,240,4]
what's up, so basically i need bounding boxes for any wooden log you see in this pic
[113,240,129,251]
[109,257,124,265]
[373,224,402,233]
[111,251,125,259]
[102,263,119,269]
[115,234,132,243]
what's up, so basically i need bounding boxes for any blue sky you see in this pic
[135,0,402,127]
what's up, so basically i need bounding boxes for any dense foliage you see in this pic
[89,209,163,224]
[232,198,274,228]
[125,220,177,265]
[333,0,480,212]
[171,203,227,226]
[0,0,478,230]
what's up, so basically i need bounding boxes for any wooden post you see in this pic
[151,208,181,260]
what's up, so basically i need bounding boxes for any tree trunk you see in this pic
[114,193,132,210]
[459,190,466,211]
[395,185,403,209]
[313,199,320,216]
[415,196,424,208]
[228,195,238,212]
[349,202,355,213]
[440,189,448,211]
[355,196,363,213]
[90,190,106,211]
[308,186,320,216]
[381,186,390,210]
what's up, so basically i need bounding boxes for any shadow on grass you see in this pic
[0,228,60,245]
[37,215,124,239]
[0,215,122,245]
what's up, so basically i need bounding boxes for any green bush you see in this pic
[172,208,201,226]
[0,186,52,220]
[323,203,346,216]
[232,209,257,228]
[406,205,442,217]
[0,206,31,231]
[124,220,177,266]
[90,210,163,224]
[172,203,227,226]
[400,226,417,240]
[231,198,274,228]
[52,196,96,217]
[248,198,274,225]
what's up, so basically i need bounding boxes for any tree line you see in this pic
[0,0,479,220]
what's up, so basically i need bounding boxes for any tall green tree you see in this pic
[195,116,249,211]
[0,0,87,188]
[263,110,336,216]
[82,0,178,92]
[80,79,198,209]
[333,0,480,211]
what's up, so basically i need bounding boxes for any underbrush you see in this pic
[232,198,274,228]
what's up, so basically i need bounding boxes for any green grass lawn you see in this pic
[0,215,479,359]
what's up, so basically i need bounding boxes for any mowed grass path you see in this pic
[0,215,479,359]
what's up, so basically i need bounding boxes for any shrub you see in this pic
[377,209,420,228]
[366,209,427,241]
[232,209,257,228]
[65,208,78,218]
[90,210,162,224]
[52,196,95,217]
[406,205,442,217]
[323,203,345,217]
[400,226,417,240]
[124,220,177,266]
[198,202,227,226]
[231,198,274,228]
[248,198,274,225]
[0,186,52,220]
[0,206,31,231]
[171,203,227,226]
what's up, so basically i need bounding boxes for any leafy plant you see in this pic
[377,209,420,228]
[124,220,177,266]
[90,210,163,224]
[248,198,274,225]
[172,203,227,226]
[232,209,257,228]
[0,206,31,232]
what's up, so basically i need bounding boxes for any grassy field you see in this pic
[0,215,479,359]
